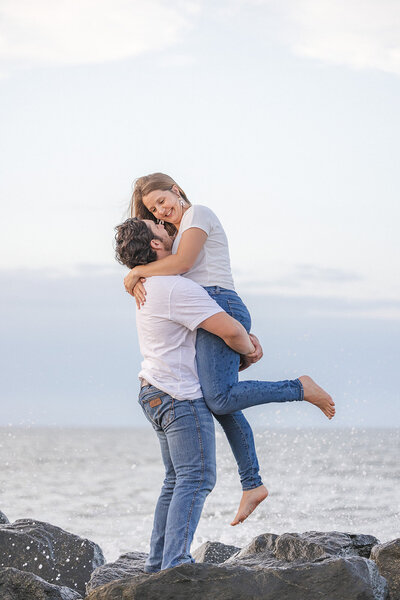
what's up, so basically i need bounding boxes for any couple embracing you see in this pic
[114,172,335,573]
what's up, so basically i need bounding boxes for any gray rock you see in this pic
[235,532,278,557]
[192,541,240,564]
[86,552,147,594]
[371,538,400,599]
[275,531,379,562]
[0,510,9,524]
[0,566,82,600]
[225,533,279,569]
[349,533,381,558]
[85,557,389,600]
[274,532,332,562]
[228,530,380,568]
[0,519,104,597]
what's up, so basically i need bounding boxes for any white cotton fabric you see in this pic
[172,205,235,291]
[136,275,224,400]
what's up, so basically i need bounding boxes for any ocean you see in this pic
[0,427,399,562]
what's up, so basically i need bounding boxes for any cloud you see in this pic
[236,0,400,76]
[293,264,362,283]
[2,0,399,76]
[0,0,200,68]
[288,0,400,75]
[245,289,400,320]
[235,262,363,292]
[1,265,399,320]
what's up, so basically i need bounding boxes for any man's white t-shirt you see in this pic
[136,275,224,400]
[172,205,235,291]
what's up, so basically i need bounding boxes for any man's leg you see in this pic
[139,386,178,573]
[161,397,216,570]
[144,428,176,573]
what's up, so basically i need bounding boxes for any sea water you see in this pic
[0,427,399,562]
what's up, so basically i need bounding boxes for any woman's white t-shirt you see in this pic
[172,205,235,291]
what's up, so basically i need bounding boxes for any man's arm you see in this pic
[198,312,255,355]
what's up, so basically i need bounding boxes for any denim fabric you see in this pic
[196,286,303,490]
[139,384,216,572]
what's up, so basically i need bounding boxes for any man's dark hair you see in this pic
[114,218,160,269]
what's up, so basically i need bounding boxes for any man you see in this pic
[114,217,257,572]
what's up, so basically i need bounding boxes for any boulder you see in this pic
[349,533,381,558]
[227,530,380,568]
[0,566,82,600]
[192,541,240,564]
[236,532,278,557]
[275,531,379,562]
[86,552,147,594]
[371,538,400,599]
[0,510,9,524]
[85,557,389,600]
[0,519,104,597]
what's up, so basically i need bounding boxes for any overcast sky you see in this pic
[1,0,399,426]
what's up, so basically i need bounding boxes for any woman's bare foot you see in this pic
[299,375,336,419]
[231,485,269,526]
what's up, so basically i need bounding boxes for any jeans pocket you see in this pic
[140,392,174,429]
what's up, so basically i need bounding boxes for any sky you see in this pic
[0,0,399,427]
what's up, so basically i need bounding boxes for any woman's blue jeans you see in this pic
[196,286,303,492]
[139,384,216,572]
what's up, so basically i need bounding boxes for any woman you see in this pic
[124,173,335,525]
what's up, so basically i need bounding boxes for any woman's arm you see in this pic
[124,228,207,295]
[239,333,263,371]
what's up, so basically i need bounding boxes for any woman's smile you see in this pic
[142,188,185,225]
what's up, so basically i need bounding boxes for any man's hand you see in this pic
[133,278,147,309]
[239,333,263,371]
[124,268,141,296]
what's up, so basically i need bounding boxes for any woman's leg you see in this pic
[213,411,262,490]
[198,288,303,416]
[196,289,263,494]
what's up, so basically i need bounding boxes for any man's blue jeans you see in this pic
[196,286,303,492]
[139,384,216,572]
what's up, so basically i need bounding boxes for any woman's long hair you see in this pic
[130,173,191,236]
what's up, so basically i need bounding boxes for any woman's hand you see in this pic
[239,333,263,371]
[239,354,252,372]
[133,278,147,309]
[247,333,263,363]
[124,268,141,296]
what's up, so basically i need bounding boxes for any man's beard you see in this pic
[163,236,174,252]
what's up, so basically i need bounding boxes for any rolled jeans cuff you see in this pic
[294,378,304,401]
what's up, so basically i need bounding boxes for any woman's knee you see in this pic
[204,393,230,416]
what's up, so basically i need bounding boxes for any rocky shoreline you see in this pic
[0,509,398,599]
